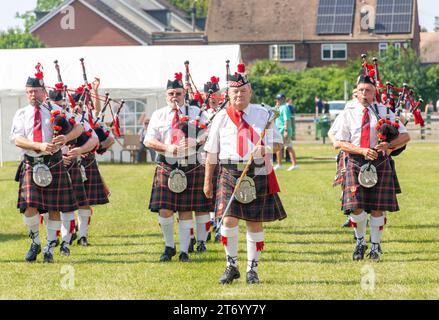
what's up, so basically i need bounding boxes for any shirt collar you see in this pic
[167,104,186,114]
[241,104,251,116]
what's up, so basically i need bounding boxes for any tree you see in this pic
[168,0,209,17]
[0,28,45,49]
[246,46,431,113]
[16,0,64,31]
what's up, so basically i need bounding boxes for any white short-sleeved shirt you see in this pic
[144,104,207,150]
[10,103,71,157]
[204,104,283,161]
[328,110,345,137]
[334,99,408,147]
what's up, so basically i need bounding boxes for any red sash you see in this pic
[226,106,280,194]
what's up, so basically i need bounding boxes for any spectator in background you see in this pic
[425,100,434,135]
[323,99,330,114]
[436,98,439,113]
[287,98,296,140]
[274,94,299,171]
[315,96,324,117]
[137,118,156,163]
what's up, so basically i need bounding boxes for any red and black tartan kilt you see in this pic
[333,151,347,187]
[80,154,109,206]
[215,166,287,222]
[66,160,89,207]
[389,157,401,194]
[149,163,215,213]
[342,154,399,212]
[17,152,78,214]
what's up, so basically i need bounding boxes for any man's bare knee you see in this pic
[224,216,239,228]
[24,207,38,217]
[159,209,174,218]
[353,209,364,215]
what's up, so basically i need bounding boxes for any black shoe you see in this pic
[188,238,196,253]
[219,265,240,284]
[196,241,206,253]
[70,232,77,245]
[179,252,190,262]
[25,243,41,262]
[342,218,351,228]
[60,241,70,256]
[77,237,89,247]
[43,251,54,263]
[159,246,176,262]
[246,270,260,284]
[352,241,368,261]
[367,244,382,262]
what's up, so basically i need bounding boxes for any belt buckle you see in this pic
[35,157,44,164]
[237,163,246,171]
[178,159,188,167]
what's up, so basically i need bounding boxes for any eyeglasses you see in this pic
[167,92,183,97]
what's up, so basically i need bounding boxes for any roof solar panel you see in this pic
[375,0,412,34]
[316,0,355,34]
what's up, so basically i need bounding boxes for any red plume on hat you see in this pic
[237,64,246,73]
[75,85,85,94]
[174,72,183,81]
[35,63,44,80]
[55,82,64,90]
[210,76,220,84]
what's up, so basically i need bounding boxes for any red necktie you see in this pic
[236,110,249,157]
[33,105,42,143]
[360,107,370,148]
[171,108,180,145]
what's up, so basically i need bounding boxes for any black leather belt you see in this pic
[24,150,62,165]
[220,160,265,173]
[156,154,199,168]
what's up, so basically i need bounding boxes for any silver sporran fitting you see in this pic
[168,169,187,193]
[235,176,257,204]
[358,163,378,188]
[80,165,88,182]
[32,163,53,187]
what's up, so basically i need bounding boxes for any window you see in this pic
[269,44,295,61]
[321,43,347,60]
[113,99,146,135]
[379,42,388,56]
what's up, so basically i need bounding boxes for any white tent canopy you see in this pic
[0,45,241,164]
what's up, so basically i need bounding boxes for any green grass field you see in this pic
[1,143,438,300]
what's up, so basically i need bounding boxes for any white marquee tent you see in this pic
[0,45,241,165]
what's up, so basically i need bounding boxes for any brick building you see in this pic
[205,0,421,69]
[30,0,206,46]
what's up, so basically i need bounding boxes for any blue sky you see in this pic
[1,0,438,31]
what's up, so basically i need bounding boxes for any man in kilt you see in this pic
[70,86,114,247]
[10,72,83,263]
[48,89,99,255]
[201,76,223,243]
[334,75,410,262]
[144,73,215,262]
[203,64,287,284]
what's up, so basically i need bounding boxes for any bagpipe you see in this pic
[175,60,230,137]
[46,58,126,154]
[360,54,424,126]
[360,54,425,156]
